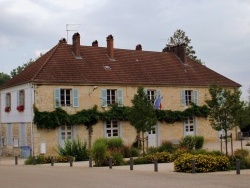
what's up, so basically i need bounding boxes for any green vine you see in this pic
[33,104,208,129]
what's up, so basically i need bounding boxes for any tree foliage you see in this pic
[0,72,11,86]
[10,53,43,78]
[206,85,243,132]
[127,86,157,133]
[163,29,204,64]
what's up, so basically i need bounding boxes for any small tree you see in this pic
[128,86,157,154]
[206,85,243,155]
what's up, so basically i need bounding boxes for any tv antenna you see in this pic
[66,24,81,42]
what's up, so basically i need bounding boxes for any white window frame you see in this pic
[181,90,198,106]
[6,92,11,107]
[184,117,196,136]
[101,89,123,107]
[54,88,79,108]
[17,90,25,106]
[105,120,120,138]
[147,90,156,105]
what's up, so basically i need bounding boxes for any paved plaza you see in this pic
[0,140,249,188]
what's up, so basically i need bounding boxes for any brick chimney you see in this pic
[135,44,142,51]
[92,40,98,47]
[164,43,186,63]
[106,34,114,59]
[72,32,81,58]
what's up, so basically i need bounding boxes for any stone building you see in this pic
[0,33,240,156]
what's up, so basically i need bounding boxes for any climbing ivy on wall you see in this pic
[33,104,209,129]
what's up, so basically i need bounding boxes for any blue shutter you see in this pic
[117,89,123,107]
[144,88,147,95]
[193,90,198,105]
[54,88,60,108]
[181,90,186,106]
[73,89,79,107]
[101,89,107,107]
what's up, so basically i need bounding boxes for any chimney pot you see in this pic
[135,44,142,51]
[106,34,114,59]
[72,32,81,57]
[163,43,186,63]
[92,40,98,47]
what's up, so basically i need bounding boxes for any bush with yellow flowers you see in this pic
[174,153,230,173]
[145,152,172,163]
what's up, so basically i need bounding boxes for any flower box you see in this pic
[16,105,24,112]
[5,106,11,112]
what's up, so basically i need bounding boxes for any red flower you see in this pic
[5,106,11,112]
[16,105,24,112]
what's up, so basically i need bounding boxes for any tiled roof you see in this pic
[1,36,241,89]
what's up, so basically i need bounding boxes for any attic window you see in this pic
[103,66,111,70]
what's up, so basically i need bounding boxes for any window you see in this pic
[105,120,120,137]
[17,90,25,111]
[101,89,123,107]
[60,89,71,106]
[5,93,11,112]
[184,117,195,136]
[54,88,79,108]
[181,90,198,106]
[58,125,77,146]
[61,125,72,141]
[147,90,156,105]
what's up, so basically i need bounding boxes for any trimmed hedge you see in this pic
[174,153,230,173]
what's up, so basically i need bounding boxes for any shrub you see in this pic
[158,141,175,153]
[24,155,69,165]
[107,152,125,166]
[233,149,249,159]
[193,136,204,150]
[179,135,204,150]
[91,141,107,167]
[57,138,88,161]
[130,147,140,157]
[179,136,194,150]
[174,153,230,173]
[190,149,222,156]
[145,152,172,163]
[171,148,188,161]
[147,147,160,155]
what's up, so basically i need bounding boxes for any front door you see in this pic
[148,126,157,147]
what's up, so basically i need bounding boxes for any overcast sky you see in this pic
[0,0,249,100]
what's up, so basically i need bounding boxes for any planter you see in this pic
[16,105,24,112]
[5,106,11,112]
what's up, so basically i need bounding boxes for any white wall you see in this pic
[0,83,34,123]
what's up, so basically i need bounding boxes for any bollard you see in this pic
[15,156,18,165]
[154,159,158,172]
[109,157,112,169]
[236,159,240,175]
[69,156,73,167]
[191,159,196,174]
[89,157,92,168]
[51,156,54,166]
[130,157,133,171]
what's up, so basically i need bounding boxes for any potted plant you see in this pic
[16,105,24,112]
[5,106,11,112]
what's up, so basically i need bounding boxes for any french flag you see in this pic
[154,95,163,110]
